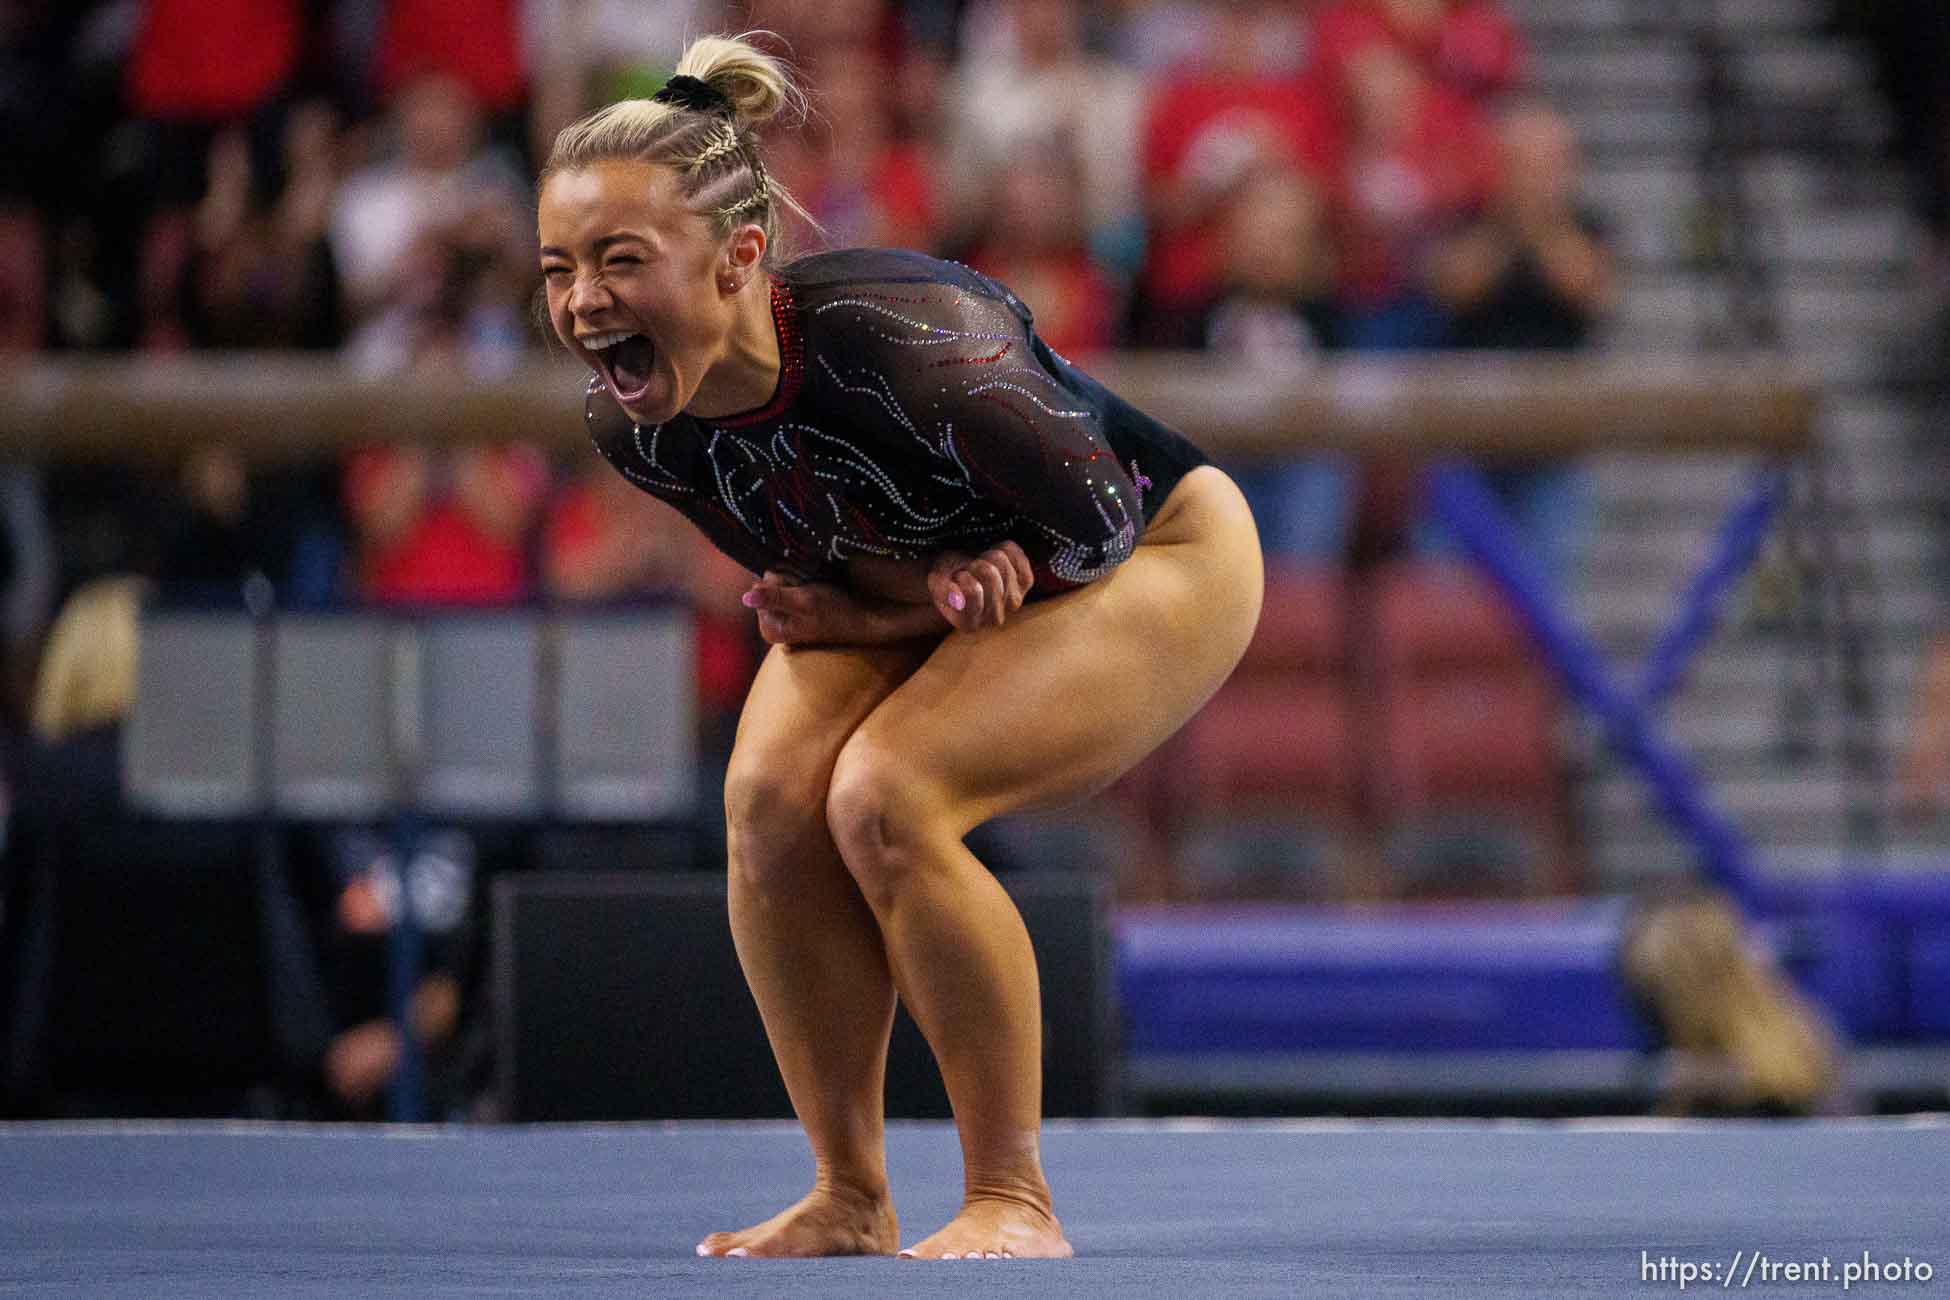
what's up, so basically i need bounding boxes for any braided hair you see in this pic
[541,34,814,260]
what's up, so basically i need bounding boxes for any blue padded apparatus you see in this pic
[1117,902,1646,1056]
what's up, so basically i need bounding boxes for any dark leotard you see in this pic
[584,248,1210,593]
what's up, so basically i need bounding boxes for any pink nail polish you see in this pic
[948,590,965,611]
[741,591,758,608]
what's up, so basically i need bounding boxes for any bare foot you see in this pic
[898,1197,1073,1260]
[696,1185,898,1258]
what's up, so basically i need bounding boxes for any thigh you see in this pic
[727,640,935,797]
[845,466,1264,832]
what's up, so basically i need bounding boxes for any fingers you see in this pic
[929,542,1035,632]
[745,577,809,644]
[756,610,793,644]
[998,541,1034,596]
[970,545,1031,627]
[969,557,1008,626]
[937,571,983,632]
[741,580,804,613]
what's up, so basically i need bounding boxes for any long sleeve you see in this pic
[804,264,1145,592]
[580,250,1193,592]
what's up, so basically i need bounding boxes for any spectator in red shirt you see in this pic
[344,444,546,606]
[1313,0,1527,105]
[1136,0,1339,345]
[965,134,1121,361]
[1329,39,1496,349]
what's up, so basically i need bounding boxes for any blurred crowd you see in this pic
[0,0,1614,612]
[0,0,1626,1119]
[0,0,1615,806]
[6,0,1923,1123]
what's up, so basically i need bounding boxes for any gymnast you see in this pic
[536,33,1263,1260]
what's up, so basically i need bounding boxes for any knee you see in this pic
[825,738,948,913]
[723,750,828,893]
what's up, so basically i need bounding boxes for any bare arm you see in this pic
[752,541,1037,646]
[849,542,1036,632]
[744,574,948,647]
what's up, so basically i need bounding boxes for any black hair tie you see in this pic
[652,74,733,116]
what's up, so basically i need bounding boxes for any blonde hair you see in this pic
[541,33,816,258]
[31,576,147,742]
[1620,892,1840,1114]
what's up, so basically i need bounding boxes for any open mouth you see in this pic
[582,331,656,405]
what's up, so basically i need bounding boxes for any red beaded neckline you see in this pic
[708,277,803,429]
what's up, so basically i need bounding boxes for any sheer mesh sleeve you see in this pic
[802,269,1144,591]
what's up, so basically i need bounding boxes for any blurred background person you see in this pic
[0,0,109,353]
[155,447,343,608]
[343,443,546,607]
[1419,98,1613,585]
[942,0,1145,275]
[1327,38,1495,351]
[1198,166,1356,562]
[767,41,938,254]
[312,825,485,1121]
[19,577,145,812]
[182,101,346,352]
[367,0,532,162]
[521,0,727,163]
[1135,0,1338,346]
[1312,0,1527,107]
[962,134,1123,361]
[329,70,531,335]
[122,0,307,352]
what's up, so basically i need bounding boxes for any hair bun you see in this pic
[672,32,804,130]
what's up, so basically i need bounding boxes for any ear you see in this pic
[720,222,766,293]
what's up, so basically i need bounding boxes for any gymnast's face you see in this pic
[538,159,757,425]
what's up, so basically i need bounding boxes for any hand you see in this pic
[928,541,1034,633]
[742,571,863,646]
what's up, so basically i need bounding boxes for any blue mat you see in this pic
[3,1119,1946,1297]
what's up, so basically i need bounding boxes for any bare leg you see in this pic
[697,641,929,1258]
[825,786,1071,1260]
[829,468,1264,1258]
